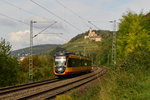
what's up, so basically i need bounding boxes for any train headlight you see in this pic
[55,66,66,73]
[58,67,63,72]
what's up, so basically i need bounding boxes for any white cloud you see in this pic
[8,30,29,43]
[8,30,29,50]
[34,33,66,44]
[8,30,67,50]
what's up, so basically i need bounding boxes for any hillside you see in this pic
[50,29,113,65]
[68,30,112,43]
[11,44,61,57]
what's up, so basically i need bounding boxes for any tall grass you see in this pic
[99,69,147,100]
[56,67,149,100]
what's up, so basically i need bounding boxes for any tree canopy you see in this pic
[117,12,150,58]
[0,38,19,87]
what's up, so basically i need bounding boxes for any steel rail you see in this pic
[0,67,96,93]
[0,78,60,96]
[0,67,104,100]
[46,68,107,100]
[18,67,106,100]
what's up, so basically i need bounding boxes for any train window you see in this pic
[72,59,76,67]
[68,58,92,67]
[55,56,66,67]
[76,59,80,67]
[68,58,80,67]
[68,58,72,67]
[80,59,84,66]
[68,58,75,67]
[87,61,91,66]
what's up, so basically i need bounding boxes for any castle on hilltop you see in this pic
[84,28,101,42]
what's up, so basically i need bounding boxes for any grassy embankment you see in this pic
[55,67,150,100]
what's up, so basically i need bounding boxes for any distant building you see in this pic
[84,28,101,42]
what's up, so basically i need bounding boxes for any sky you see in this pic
[0,0,150,50]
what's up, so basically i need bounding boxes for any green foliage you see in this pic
[21,55,41,72]
[50,46,66,56]
[143,12,150,30]
[68,33,88,43]
[98,69,147,100]
[119,47,150,73]
[98,11,150,100]
[0,38,20,87]
[117,11,150,58]
[96,38,112,65]
[116,11,150,73]
[38,55,55,80]
[0,38,11,55]
[20,55,55,82]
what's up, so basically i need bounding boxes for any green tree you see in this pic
[117,11,150,72]
[0,38,19,87]
[117,12,150,58]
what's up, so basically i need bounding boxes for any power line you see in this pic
[88,21,100,30]
[0,12,54,29]
[55,0,90,28]
[0,13,29,26]
[55,0,101,30]
[33,21,57,38]
[30,0,83,33]
[1,0,52,21]
[2,0,32,15]
[0,13,67,43]
[56,34,68,42]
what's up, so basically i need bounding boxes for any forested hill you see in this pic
[11,44,61,57]
[49,29,113,65]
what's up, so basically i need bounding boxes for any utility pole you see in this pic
[29,20,36,83]
[110,20,117,65]
[29,20,59,82]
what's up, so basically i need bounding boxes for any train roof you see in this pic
[54,52,74,56]
[54,52,90,59]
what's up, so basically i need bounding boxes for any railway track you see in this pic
[0,67,106,100]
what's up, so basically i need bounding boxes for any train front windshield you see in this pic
[55,56,66,67]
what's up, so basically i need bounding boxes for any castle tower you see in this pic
[84,28,102,42]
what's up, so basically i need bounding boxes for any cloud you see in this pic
[8,30,29,43]
[8,30,29,50]
[8,30,67,50]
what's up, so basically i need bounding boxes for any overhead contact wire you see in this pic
[56,0,100,30]
[1,0,53,22]
[0,13,29,26]
[30,0,83,33]
[56,0,90,28]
